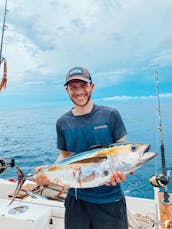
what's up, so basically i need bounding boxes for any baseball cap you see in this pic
[64,67,92,86]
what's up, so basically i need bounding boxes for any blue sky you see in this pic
[0,0,172,109]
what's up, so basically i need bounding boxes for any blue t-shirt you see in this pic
[56,104,127,203]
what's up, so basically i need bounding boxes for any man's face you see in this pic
[66,80,94,106]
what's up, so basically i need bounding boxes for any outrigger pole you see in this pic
[154,72,172,205]
[0,0,8,91]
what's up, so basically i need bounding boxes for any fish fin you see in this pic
[88,142,126,150]
[89,144,109,150]
[57,145,114,165]
[8,166,26,206]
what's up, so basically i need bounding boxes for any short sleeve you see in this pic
[56,119,66,150]
[110,109,127,142]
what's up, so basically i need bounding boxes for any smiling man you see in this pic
[34,66,128,228]
[55,66,128,229]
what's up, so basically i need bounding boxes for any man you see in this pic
[35,67,128,229]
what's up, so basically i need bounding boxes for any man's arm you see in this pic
[56,150,73,162]
[116,136,126,143]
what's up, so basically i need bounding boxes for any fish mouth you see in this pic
[140,144,152,158]
[144,144,151,153]
[141,151,158,163]
[140,144,151,154]
[139,143,158,164]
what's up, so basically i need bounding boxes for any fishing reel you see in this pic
[0,158,15,175]
[149,168,172,188]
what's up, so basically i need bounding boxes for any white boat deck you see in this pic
[0,178,161,229]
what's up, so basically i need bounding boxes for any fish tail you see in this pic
[8,166,26,206]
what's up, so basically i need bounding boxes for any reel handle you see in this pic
[9,159,15,168]
[0,158,15,175]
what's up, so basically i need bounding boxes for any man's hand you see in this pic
[105,171,126,186]
[33,165,50,186]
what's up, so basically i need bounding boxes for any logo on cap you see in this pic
[69,67,83,76]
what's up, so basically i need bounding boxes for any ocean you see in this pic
[0,98,172,199]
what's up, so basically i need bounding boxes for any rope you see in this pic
[128,209,158,229]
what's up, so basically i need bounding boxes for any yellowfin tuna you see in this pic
[44,143,157,188]
[9,143,157,205]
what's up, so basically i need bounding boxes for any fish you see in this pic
[44,143,157,188]
[26,190,48,200]
[9,143,157,205]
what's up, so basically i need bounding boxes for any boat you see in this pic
[0,127,172,229]
[0,171,172,229]
[0,1,171,229]
[0,176,163,229]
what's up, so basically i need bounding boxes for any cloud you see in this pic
[150,49,172,68]
[97,93,172,102]
[160,93,172,98]
[1,0,172,96]
[92,68,133,88]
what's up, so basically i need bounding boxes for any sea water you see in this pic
[0,98,172,199]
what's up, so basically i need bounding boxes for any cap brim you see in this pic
[64,76,91,86]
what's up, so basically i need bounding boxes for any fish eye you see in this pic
[131,144,138,152]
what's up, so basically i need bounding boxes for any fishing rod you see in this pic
[0,0,8,65]
[149,72,172,205]
[0,0,8,91]
[156,72,167,176]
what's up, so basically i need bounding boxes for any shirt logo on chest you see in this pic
[94,125,108,130]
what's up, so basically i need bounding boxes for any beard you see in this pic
[70,93,91,107]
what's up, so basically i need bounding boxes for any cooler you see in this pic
[0,198,51,229]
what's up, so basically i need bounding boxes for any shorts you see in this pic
[64,194,128,229]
